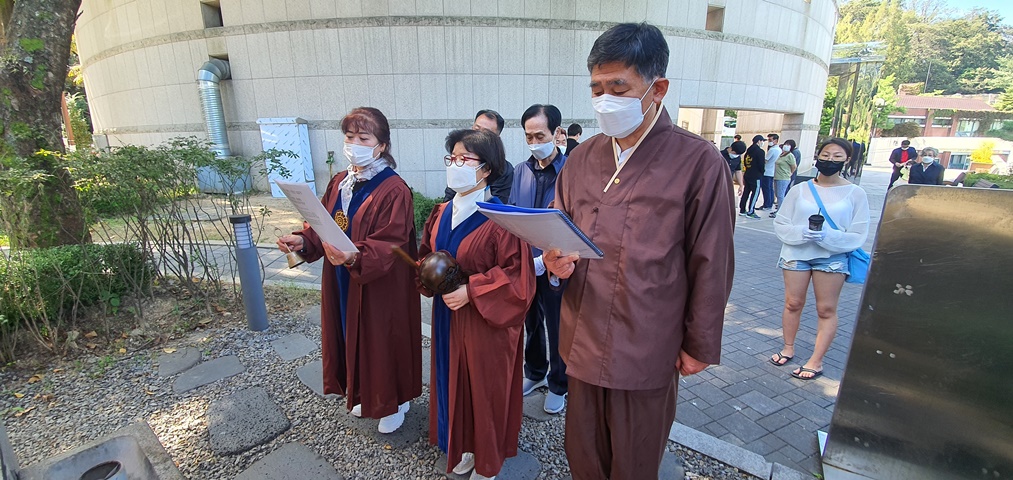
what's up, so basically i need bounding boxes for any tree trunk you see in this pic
[0,0,91,248]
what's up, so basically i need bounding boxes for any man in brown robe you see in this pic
[545,23,735,479]
[290,169,423,421]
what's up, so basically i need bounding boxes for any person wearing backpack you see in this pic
[770,138,870,380]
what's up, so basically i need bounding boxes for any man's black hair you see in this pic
[730,141,747,154]
[587,22,668,80]
[475,109,505,134]
[567,123,583,136]
[767,133,779,142]
[520,104,562,134]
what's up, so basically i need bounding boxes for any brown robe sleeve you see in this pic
[681,150,736,365]
[466,228,536,329]
[415,203,446,298]
[293,173,345,263]
[346,180,415,285]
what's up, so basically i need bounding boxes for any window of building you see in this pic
[948,154,971,170]
[991,120,1005,131]
[706,6,725,32]
[201,0,224,28]
[931,117,952,127]
[890,116,926,127]
[956,119,979,137]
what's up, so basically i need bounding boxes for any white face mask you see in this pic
[591,79,656,139]
[782,145,791,153]
[528,140,556,160]
[446,163,486,193]
[343,142,379,167]
[729,154,740,159]
[921,157,935,165]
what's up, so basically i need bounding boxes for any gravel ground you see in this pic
[1,304,760,480]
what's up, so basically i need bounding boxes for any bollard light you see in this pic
[229,214,268,331]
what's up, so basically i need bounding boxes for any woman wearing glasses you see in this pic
[419,129,536,480]
[276,107,422,433]
[770,138,870,381]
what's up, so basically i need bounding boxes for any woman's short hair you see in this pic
[340,107,396,168]
[817,138,853,159]
[444,129,507,185]
[921,147,939,157]
[783,139,797,152]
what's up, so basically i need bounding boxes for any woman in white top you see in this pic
[770,138,870,380]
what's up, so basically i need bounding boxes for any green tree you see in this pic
[985,120,1013,141]
[0,0,91,248]
[873,74,906,130]
[995,91,1013,113]
[836,0,916,86]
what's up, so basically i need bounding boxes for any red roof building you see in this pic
[886,95,1003,138]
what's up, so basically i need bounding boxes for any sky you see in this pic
[941,0,1013,23]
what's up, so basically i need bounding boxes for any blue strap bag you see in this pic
[806,181,870,284]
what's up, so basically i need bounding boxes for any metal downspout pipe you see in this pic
[197,59,232,158]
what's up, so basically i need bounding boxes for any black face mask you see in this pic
[816,159,845,176]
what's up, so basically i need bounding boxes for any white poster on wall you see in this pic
[257,117,316,197]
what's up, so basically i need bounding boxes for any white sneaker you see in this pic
[521,377,547,396]
[470,470,495,480]
[350,404,362,417]
[377,402,409,434]
[543,391,566,414]
[452,452,475,475]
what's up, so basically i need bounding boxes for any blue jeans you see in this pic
[760,176,774,209]
[774,179,791,211]
[778,253,850,275]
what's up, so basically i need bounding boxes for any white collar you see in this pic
[451,187,489,229]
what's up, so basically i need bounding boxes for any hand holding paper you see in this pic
[544,248,580,279]
[274,180,359,254]
[476,202,603,259]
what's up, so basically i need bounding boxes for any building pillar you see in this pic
[700,109,723,145]
[782,112,820,172]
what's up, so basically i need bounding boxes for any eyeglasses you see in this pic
[818,154,848,162]
[444,154,483,167]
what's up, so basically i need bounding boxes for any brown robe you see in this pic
[418,203,536,478]
[554,106,736,391]
[295,170,422,419]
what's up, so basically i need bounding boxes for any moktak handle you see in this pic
[390,245,420,269]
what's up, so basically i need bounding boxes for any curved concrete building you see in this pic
[75,0,838,197]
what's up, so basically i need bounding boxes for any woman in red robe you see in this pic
[277,107,422,434]
[418,129,536,480]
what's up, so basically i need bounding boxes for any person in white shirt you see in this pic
[770,138,870,380]
[758,133,782,210]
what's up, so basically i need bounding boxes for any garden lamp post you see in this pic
[229,214,268,331]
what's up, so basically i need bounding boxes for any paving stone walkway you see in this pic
[206,168,892,475]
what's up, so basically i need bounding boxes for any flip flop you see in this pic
[769,352,793,366]
[791,367,823,380]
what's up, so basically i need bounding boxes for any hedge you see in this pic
[0,243,153,325]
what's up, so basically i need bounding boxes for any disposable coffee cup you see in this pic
[808,214,825,231]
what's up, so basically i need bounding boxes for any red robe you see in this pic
[295,170,422,418]
[418,203,536,478]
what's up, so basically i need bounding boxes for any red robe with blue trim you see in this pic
[418,202,536,478]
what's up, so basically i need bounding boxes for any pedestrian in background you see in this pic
[771,140,797,218]
[770,138,870,381]
[908,147,944,185]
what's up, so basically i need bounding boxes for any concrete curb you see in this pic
[668,422,812,480]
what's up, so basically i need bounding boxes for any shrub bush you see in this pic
[412,191,442,235]
[0,243,153,328]
[963,172,1013,189]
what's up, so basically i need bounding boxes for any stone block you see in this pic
[668,422,772,479]
[172,355,246,393]
[272,333,317,361]
[208,387,290,455]
[305,305,321,327]
[521,393,555,422]
[558,452,682,480]
[341,402,426,449]
[434,449,539,480]
[771,462,811,480]
[157,347,201,377]
[296,360,340,400]
[235,443,343,480]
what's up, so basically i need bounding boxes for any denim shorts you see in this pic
[778,253,849,275]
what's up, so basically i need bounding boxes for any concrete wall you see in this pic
[76,0,838,197]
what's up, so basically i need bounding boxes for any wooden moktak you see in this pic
[392,246,468,295]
